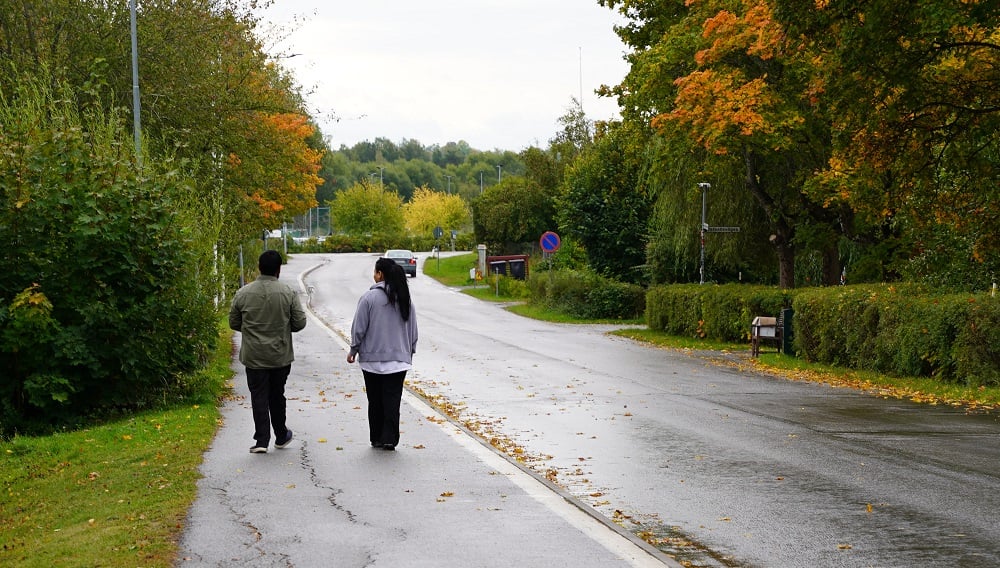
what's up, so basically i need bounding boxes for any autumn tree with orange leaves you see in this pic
[600,0,999,289]
[772,0,1000,288]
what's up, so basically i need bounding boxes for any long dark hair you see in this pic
[375,257,412,321]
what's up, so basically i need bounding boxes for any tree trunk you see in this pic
[822,243,842,286]
[770,232,796,289]
[744,148,796,288]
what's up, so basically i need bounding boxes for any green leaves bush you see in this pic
[793,285,999,385]
[528,269,645,320]
[0,77,218,434]
[645,284,791,341]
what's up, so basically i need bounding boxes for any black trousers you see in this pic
[362,370,406,447]
[246,365,291,447]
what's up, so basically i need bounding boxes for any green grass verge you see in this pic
[421,252,478,287]
[0,322,234,567]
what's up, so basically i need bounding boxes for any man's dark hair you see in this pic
[258,250,283,276]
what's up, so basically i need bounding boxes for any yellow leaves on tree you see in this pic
[659,0,804,154]
[402,186,472,237]
[227,112,322,224]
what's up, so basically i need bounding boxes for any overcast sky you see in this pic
[257,1,631,152]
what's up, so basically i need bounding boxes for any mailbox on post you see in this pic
[751,316,779,357]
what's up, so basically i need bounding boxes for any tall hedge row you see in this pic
[645,284,791,341]
[528,269,646,320]
[792,285,1000,386]
[645,283,1000,386]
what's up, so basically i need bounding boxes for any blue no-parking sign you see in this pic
[540,231,561,253]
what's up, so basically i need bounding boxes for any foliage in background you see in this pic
[0,75,218,435]
[402,187,472,238]
[527,269,645,320]
[559,121,654,284]
[471,177,556,255]
[328,181,405,241]
[326,137,525,202]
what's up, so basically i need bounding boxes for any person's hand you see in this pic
[347,353,356,364]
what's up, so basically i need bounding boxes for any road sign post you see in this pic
[698,183,740,284]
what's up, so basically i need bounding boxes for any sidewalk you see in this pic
[176,257,677,568]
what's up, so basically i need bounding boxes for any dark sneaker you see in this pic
[275,430,294,449]
[381,443,396,451]
[249,445,268,454]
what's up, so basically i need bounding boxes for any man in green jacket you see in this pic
[229,250,307,453]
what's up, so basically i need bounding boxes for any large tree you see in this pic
[773,0,1000,288]
[472,177,556,255]
[601,0,852,287]
[329,181,405,239]
[560,121,654,283]
[0,0,322,243]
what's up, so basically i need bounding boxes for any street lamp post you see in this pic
[377,166,384,187]
[444,175,453,194]
[697,182,740,284]
[129,0,141,167]
[699,183,709,285]
[497,165,502,182]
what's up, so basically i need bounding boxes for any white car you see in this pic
[383,249,417,277]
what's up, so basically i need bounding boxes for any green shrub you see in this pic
[792,285,999,385]
[0,79,218,434]
[954,298,1000,387]
[526,269,644,320]
[645,284,790,341]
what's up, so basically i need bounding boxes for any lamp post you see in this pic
[129,0,141,167]
[497,165,502,182]
[699,183,709,285]
[444,175,453,194]
[377,166,384,187]
[697,182,740,285]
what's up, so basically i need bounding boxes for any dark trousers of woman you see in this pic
[362,370,406,448]
[246,365,291,447]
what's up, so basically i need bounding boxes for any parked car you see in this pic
[383,249,417,277]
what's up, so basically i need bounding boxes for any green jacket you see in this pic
[229,275,307,369]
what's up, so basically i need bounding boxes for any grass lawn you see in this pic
[0,325,233,568]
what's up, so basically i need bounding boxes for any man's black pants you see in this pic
[246,365,291,447]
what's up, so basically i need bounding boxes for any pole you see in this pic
[129,0,142,167]
[497,165,502,182]
[699,183,709,285]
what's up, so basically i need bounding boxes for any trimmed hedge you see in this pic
[286,232,477,254]
[645,283,1000,386]
[528,269,645,320]
[645,284,791,341]
[793,285,1000,386]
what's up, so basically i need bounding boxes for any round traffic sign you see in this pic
[540,231,561,252]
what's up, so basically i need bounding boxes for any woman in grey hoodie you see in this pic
[347,257,418,450]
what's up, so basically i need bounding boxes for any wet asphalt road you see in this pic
[302,252,1000,568]
[177,253,676,568]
